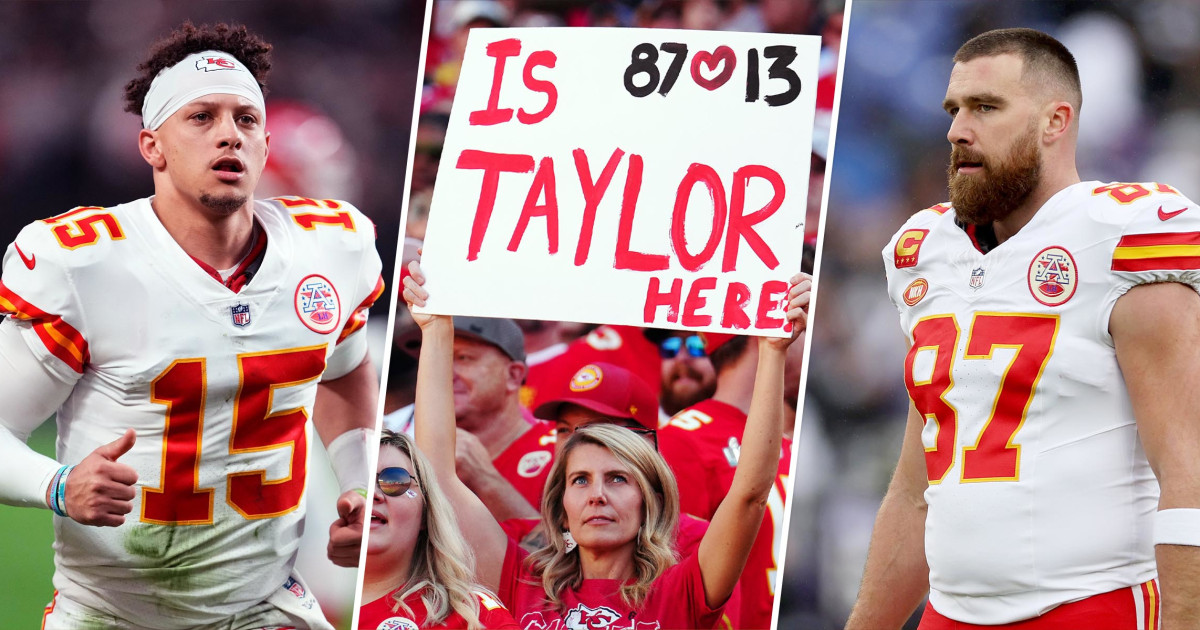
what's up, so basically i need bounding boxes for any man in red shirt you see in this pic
[659,333,791,629]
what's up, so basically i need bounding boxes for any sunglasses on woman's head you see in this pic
[659,335,706,359]
[376,467,416,497]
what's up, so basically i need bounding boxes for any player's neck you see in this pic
[578,543,636,581]
[150,193,257,270]
[362,553,413,604]
[993,163,1081,245]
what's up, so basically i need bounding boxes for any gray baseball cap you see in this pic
[398,316,526,363]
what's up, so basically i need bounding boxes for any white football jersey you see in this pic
[883,181,1200,624]
[0,196,383,627]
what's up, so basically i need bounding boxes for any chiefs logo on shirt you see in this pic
[522,605,660,630]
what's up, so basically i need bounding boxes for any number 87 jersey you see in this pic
[0,196,383,628]
[882,181,1200,625]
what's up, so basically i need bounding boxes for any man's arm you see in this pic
[845,400,931,630]
[312,354,378,567]
[1111,281,1200,626]
[454,427,540,521]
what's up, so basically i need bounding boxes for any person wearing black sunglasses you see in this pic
[401,260,812,629]
[359,430,519,629]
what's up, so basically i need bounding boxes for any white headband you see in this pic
[141,50,266,130]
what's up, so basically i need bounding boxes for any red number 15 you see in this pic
[141,346,327,525]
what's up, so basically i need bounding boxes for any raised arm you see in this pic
[697,273,810,607]
[1111,281,1200,626]
[845,399,931,629]
[403,261,510,592]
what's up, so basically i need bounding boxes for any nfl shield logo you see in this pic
[283,576,306,598]
[969,267,985,290]
[231,304,251,327]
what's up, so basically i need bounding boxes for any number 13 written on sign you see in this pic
[622,42,802,106]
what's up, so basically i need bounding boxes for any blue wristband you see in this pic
[53,465,74,518]
[48,465,69,517]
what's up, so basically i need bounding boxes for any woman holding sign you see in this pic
[402,261,810,629]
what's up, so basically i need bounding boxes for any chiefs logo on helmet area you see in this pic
[1028,246,1077,307]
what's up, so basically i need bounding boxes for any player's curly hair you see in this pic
[528,424,679,611]
[381,430,492,630]
[123,21,272,116]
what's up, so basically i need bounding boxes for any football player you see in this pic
[0,23,382,629]
[849,28,1200,629]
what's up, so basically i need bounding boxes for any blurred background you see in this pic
[0,1,425,627]
[777,1,1200,628]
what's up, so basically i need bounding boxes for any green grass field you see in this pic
[0,421,57,626]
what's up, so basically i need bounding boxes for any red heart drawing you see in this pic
[690,46,736,91]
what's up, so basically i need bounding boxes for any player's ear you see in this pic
[1042,101,1074,145]
[138,129,167,169]
[263,130,271,159]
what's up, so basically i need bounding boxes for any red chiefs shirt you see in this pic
[359,587,520,629]
[493,420,557,509]
[658,399,791,630]
[522,326,661,413]
[499,538,725,630]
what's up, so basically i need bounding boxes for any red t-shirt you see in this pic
[522,325,661,414]
[499,538,725,630]
[359,587,520,629]
[658,399,791,630]
[493,420,557,510]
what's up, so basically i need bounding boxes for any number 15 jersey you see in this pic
[882,181,1200,624]
[0,196,383,628]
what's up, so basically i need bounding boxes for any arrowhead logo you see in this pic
[14,243,35,270]
[1158,205,1187,221]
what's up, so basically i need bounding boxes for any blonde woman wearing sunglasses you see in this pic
[359,430,519,629]
[402,261,811,629]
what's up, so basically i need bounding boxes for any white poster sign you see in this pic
[419,27,819,336]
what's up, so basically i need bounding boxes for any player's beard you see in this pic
[200,192,250,216]
[947,123,1041,225]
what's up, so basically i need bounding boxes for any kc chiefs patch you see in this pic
[894,229,929,268]
[295,274,341,334]
[375,617,419,630]
[518,450,553,478]
[1028,246,1077,306]
[195,55,237,72]
[570,364,603,392]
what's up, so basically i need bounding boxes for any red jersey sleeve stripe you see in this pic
[336,276,386,344]
[1115,231,1200,248]
[1112,232,1200,272]
[0,282,88,373]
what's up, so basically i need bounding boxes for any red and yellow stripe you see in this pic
[336,275,386,344]
[0,282,88,373]
[1142,579,1159,630]
[1112,231,1200,272]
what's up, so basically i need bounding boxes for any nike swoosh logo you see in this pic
[1158,205,1188,221]
[13,243,35,270]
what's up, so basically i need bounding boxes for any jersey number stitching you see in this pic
[905,313,1059,483]
[141,346,327,524]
